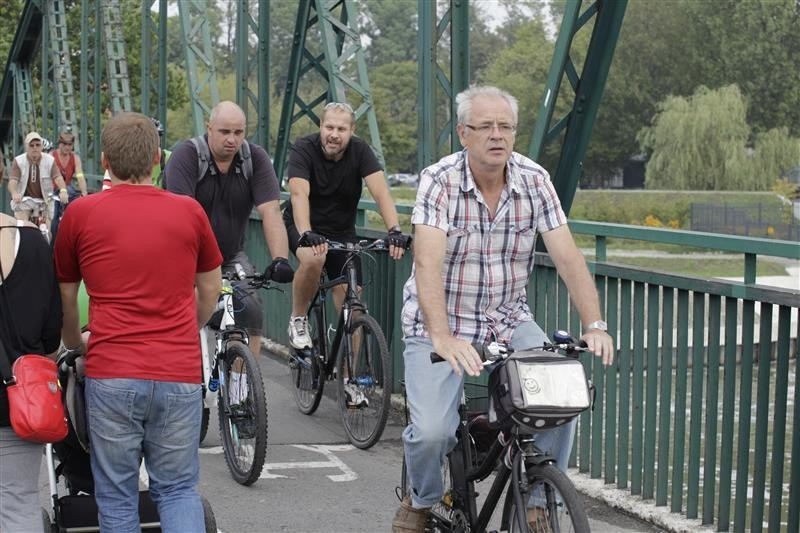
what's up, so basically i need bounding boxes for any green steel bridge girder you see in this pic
[528,0,628,216]
[417,0,470,171]
[236,0,270,148]
[141,0,169,143]
[178,0,221,136]
[101,0,133,114]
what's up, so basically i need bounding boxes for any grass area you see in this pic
[583,254,789,278]
[377,188,794,279]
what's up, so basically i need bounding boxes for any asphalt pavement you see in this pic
[39,346,667,532]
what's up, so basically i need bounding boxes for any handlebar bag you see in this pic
[487,351,591,431]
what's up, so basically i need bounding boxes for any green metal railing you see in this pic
[250,203,797,532]
[4,185,794,531]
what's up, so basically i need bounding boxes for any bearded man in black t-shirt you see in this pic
[283,102,410,405]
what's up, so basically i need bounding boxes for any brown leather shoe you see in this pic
[527,506,554,532]
[391,495,429,533]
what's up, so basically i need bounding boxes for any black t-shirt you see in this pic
[283,133,382,236]
[164,137,281,262]
[0,226,63,426]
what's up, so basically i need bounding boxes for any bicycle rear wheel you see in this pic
[288,309,325,414]
[336,314,391,449]
[217,341,268,485]
[506,463,590,533]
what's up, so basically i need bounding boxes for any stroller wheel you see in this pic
[41,507,55,532]
[201,495,217,533]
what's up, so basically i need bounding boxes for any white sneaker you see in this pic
[343,382,368,408]
[288,316,313,349]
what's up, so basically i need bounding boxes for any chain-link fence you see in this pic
[691,202,800,241]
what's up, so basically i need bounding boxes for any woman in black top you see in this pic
[0,212,62,532]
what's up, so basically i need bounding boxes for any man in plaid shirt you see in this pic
[392,86,614,532]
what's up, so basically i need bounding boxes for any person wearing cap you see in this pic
[6,132,69,226]
[50,131,88,242]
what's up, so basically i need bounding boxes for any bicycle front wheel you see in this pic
[217,341,268,485]
[336,314,392,449]
[506,463,590,533]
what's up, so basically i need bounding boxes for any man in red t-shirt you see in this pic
[55,112,222,532]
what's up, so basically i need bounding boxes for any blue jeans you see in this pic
[85,378,204,533]
[401,321,577,509]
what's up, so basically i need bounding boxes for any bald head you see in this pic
[206,101,247,162]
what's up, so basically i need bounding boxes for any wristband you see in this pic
[76,171,84,178]
[60,188,67,193]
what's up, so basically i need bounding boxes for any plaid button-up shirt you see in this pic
[401,149,566,345]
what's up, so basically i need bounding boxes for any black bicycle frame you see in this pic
[308,254,368,379]
[445,417,548,532]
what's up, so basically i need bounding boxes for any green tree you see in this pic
[0,0,23,65]
[751,128,800,189]
[638,85,752,191]
[370,60,418,173]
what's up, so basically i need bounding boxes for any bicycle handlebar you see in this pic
[302,236,413,252]
[429,333,589,364]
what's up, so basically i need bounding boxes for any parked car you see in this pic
[387,173,419,188]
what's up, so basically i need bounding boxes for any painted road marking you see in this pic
[199,443,358,482]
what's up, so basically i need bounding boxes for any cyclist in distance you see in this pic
[283,101,410,407]
[391,86,614,532]
[164,101,294,357]
[55,112,222,531]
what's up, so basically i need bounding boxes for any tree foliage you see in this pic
[638,85,799,191]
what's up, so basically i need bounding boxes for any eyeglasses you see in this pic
[463,122,517,136]
[324,102,354,114]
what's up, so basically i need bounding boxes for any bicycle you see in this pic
[287,238,402,449]
[199,265,275,485]
[398,331,593,533]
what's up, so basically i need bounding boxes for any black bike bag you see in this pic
[487,351,591,431]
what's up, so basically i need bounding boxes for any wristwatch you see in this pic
[584,320,608,332]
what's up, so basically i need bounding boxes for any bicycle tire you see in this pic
[217,341,268,485]
[199,406,210,443]
[505,463,590,533]
[288,308,325,414]
[336,314,391,449]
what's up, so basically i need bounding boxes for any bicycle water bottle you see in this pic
[208,377,219,392]
[354,375,375,387]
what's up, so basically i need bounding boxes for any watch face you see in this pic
[588,320,608,331]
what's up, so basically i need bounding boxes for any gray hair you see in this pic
[455,86,519,125]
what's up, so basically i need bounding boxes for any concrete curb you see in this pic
[569,472,716,533]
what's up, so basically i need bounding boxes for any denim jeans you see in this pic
[85,378,204,533]
[402,321,577,509]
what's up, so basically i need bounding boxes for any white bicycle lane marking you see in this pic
[199,444,358,482]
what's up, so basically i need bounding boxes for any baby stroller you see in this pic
[42,349,217,532]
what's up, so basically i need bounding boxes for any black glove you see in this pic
[266,257,294,283]
[298,230,327,247]
[387,227,412,250]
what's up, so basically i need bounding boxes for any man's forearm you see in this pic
[59,283,82,349]
[76,172,88,195]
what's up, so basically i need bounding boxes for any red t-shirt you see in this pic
[54,184,223,383]
[54,152,76,184]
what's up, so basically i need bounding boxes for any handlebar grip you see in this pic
[429,343,487,364]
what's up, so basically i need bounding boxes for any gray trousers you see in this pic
[0,426,44,532]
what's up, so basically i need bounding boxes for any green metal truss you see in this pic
[417,0,470,171]
[236,0,270,148]
[528,0,628,215]
[46,0,78,145]
[178,0,220,136]
[100,0,133,113]
[13,64,35,137]
[79,0,103,174]
[141,0,169,141]
[274,0,384,180]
